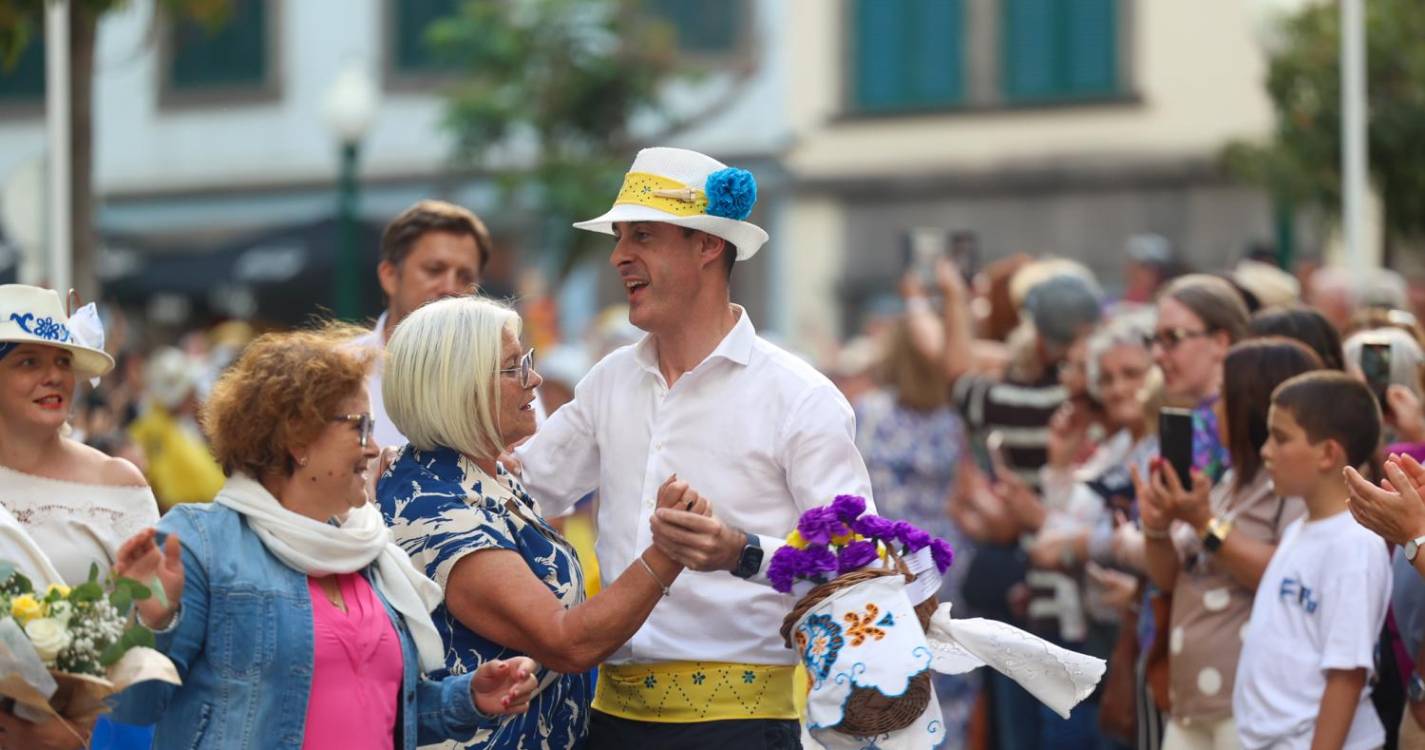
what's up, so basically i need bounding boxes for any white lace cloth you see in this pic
[792,576,1105,750]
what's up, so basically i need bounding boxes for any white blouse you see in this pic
[0,463,160,585]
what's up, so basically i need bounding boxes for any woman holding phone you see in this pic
[1133,338,1322,750]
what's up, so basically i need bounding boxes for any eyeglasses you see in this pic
[331,413,375,448]
[498,348,536,389]
[1144,328,1213,351]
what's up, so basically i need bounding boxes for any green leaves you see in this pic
[108,577,153,616]
[99,624,156,668]
[436,0,700,274]
[1223,0,1425,247]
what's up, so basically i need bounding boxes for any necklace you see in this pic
[315,577,346,612]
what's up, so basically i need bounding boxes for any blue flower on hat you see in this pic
[704,167,757,221]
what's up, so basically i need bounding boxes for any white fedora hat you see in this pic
[0,285,113,378]
[573,147,769,261]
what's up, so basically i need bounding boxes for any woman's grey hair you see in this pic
[1085,309,1157,402]
[383,296,520,459]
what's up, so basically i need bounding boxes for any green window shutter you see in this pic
[910,0,963,106]
[395,0,459,73]
[0,38,45,102]
[1002,0,1059,101]
[1064,0,1116,95]
[854,0,909,111]
[1003,0,1117,102]
[647,0,741,54]
[169,0,267,90]
[853,0,963,112]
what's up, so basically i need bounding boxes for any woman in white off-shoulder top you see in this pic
[0,285,159,750]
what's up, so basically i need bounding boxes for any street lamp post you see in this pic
[323,62,378,321]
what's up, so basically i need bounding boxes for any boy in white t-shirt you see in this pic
[1234,371,1393,750]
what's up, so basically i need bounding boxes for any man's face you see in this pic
[379,230,482,327]
[609,221,710,333]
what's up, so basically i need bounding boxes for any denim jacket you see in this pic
[111,502,495,749]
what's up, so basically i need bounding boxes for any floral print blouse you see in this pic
[378,446,588,750]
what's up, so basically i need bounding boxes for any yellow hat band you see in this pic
[612,172,709,217]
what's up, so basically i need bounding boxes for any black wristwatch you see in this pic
[731,532,763,579]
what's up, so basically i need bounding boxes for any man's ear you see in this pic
[697,232,728,270]
[377,259,400,298]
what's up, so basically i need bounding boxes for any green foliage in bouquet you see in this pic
[0,562,162,677]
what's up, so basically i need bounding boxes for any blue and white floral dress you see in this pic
[378,446,589,750]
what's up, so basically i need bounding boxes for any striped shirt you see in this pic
[952,373,1066,487]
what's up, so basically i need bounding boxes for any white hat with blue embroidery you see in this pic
[573,147,769,260]
[0,285,113,378]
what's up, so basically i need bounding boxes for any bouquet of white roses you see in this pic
[0,560,179,724]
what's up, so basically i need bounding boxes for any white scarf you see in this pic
[214,473,446,672]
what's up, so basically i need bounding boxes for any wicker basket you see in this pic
[779,557,939,737]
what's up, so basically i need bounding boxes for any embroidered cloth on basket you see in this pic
[784,536,1105,749]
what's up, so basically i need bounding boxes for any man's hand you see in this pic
[471,656,539,716]
[1344,459,1425,546]
[650,508,745,572]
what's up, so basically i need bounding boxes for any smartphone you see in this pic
[950,230,979,280]
[1158,407,1194,487]
[902,227,947,285]
[1361,341,1392,411]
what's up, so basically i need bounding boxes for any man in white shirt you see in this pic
[351,200,491,447]
[515,147,874,749]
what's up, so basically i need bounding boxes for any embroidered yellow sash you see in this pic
[593,661,798,723]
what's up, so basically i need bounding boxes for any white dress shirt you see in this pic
[352,313,408,450]
[515,307,875,666]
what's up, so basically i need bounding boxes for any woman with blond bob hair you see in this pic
[377,296,705,750]
[110,325,537,750]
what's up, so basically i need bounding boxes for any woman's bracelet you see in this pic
[1142,525,1171,541]
[636,554,671,597]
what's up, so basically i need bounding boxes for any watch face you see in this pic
[1410,540,1421,561]
[737,545,765,578]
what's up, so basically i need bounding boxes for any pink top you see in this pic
[302,572,404,750]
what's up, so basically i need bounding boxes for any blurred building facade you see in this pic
[0,0,1307,352]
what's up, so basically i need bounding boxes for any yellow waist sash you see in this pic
[593,661,798,723]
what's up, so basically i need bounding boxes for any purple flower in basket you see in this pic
[852,513,896,541]
[893,521,933,552]
[836,540,879,575]
[797,507,845,546]
[768,546,801,593]
[801,545,838,581]
[930,537,955,573]
[830,494,867,524]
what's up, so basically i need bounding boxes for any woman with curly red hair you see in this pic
[110,325,538,750]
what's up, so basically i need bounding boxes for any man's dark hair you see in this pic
[1221,337,1324,490]
[379,200,493,273]
[1272,370,1382,470]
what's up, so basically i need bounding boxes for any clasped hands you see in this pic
[648,474,747,573]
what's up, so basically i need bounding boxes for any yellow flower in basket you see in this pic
[785,530,809,549]
[45,583,71,599]
[11,593,43,624]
